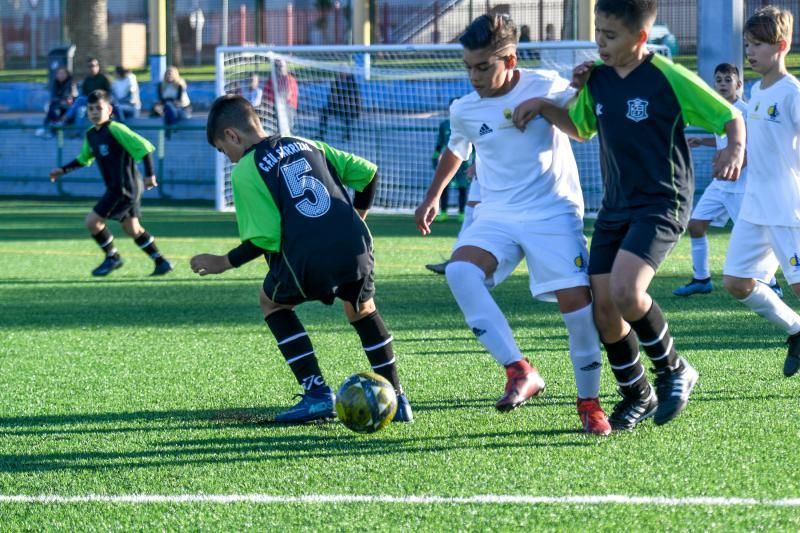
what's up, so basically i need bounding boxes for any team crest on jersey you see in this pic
[626,98,649,122]
[99,144,109,157]
[767,103,780,122]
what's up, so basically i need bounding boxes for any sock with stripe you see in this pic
[92,227,119,259]
[603,329,651,399]
[629,300,678,371]
[351,310,402,393]
[134,231,167,264]
[265,309,328,392]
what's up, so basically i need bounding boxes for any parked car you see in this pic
[649,24,679,57]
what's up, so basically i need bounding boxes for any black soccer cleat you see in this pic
[393,393,414,422]
[425,261,449,275]
[653,358,698,425]
[274,387,336,424]
[784,332,800,377]
[92,256,124,276]
[608,387,658,430]
[151,259,174,276]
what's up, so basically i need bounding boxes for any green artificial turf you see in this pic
[0,200,798,530]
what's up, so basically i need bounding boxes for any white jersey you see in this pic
[740,75,800,227]
[448,69,584,220]
[708,98,747,194]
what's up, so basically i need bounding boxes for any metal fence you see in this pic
[3,0,785,68]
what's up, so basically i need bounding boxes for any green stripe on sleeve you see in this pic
[651,53,740,135]
[232,151,282,252]
[311,139,377,191]
[568,85,598,139]
[76,137,94,166]
[108,122,155,161]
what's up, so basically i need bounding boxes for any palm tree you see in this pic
[65,0,108,77]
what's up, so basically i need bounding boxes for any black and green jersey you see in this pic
[76,121,155,197]
[232,135,377,295]
[568,53,739,222]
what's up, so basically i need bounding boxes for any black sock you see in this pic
[630,301,679,371]
[603,330,651,398]
[351,310,402,393]
[134,231,166,264]
[92,228,119,259]
[265,309,327,392]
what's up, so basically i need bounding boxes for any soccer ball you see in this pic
[335,372,397,434]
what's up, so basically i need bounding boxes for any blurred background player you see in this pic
[514,0,744,429]
[674,63,782,297]
[193,95,412,424]
[49,90,173,277]
[723,6,800,378]
[415,14,610,435]
[432,97,471,223]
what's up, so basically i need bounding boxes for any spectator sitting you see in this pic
[263,59,298,131]
[242,72,263,107]
[111,66,141,123]
[36,67,77,138]
[319,71,361,142]
[63,57,111,127]
[152,66,191,138]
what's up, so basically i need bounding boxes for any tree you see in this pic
[0,14,5,70]
[169,0,183,67]
[65,0,108,77]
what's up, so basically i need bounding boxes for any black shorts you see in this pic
[588,209,685,275]
[93,190,141,222]
[263,255,376,310]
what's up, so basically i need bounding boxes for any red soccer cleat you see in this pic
[577,397,612,436]
[495,359,545,412]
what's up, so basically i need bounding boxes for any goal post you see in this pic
[214,42,670,213]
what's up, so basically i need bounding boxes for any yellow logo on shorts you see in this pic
[574,254,586,271]
[791,254,800,268]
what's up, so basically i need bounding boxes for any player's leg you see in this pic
[522,213,609,434]
[121,216,173,276]
[261,288,335,423]
[342,295,412,422]
[444,220,543,411]
[611,213,698,426]
[85,205,123,276]
[723,220,800,376]
[673,218,714,296]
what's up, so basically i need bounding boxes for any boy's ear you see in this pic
[223,127,240,144]
[778,38,790,53]
[637,29,649,46]
[505,52,518,70]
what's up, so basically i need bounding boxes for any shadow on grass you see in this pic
[0,406,589,473]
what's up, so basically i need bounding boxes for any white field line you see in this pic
[0,494,799,506]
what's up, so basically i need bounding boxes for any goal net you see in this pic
[214,42,669,213]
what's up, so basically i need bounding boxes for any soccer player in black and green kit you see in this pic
[513,0,745,429]
[190,94,412,424]
[49,90,173,277]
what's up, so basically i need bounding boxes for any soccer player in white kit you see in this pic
[674,63,781,297]
[414,13,611,435]
[723,6,800,377]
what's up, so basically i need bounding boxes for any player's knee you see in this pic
[687,219,706,238]
[84,212,102,232]
[445,260,484,291]
[259,290,282,317]
[723,275,755,299]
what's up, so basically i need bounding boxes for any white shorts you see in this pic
[692,187,743,227]
[467,178,481,203]
[453,212,590,302]
[723,218,800,284]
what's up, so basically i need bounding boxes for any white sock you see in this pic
[458,205,475,238]
[739,282,800,335]
[445,261,523,366]
[561,304,602,399]
[691,236,710,280]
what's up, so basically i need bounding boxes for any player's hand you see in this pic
[512,97,542,131]
[687,137,703,148]
[414,198,439,236]
[571,61,595,90]
[49,167,64,182]
[190,253,231,276]
[712,145,744,181]
[144,176,158,190]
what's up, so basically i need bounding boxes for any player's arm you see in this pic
[49,138,93,182]
[712,115,745,181]
[513,97,586,141]
[108,122,158,187]
[352,171,378,220]
[191,240,268,276]
[415,148,463,235]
